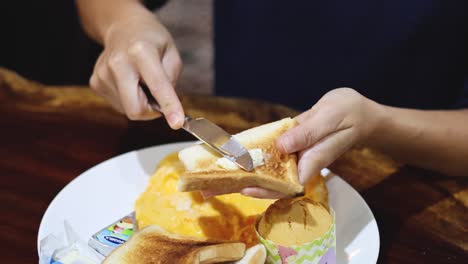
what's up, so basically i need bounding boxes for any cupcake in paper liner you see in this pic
[256,197,336,264]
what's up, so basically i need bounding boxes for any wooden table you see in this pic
[1,68,466,263]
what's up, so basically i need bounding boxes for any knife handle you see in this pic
[140,83,163,113]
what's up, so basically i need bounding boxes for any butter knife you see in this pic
[141,85,254,171]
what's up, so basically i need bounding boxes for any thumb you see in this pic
[277,108,339,154]
[277,123,316,154]
[297,128,354,184]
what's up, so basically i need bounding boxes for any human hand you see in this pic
[203,88,384,199]
[89,5,184,128]
[276,87,384,185]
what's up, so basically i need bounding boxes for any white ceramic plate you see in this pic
[38,142,379,263]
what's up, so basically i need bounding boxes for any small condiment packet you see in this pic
[39,221,103,264]
[88,212,135,257]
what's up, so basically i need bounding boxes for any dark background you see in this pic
[0,1,168,86]
[0,1,101,85]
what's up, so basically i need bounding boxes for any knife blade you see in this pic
[141,84,254,171]
[182,116,254,171]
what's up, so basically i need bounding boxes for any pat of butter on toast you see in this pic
[216,148,265,170]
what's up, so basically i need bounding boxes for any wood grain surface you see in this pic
[0,68,466,263]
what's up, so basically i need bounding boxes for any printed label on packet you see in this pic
[89,212,135,256]
[95,214,134,246]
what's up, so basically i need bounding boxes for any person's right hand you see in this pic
[89,5,184,129]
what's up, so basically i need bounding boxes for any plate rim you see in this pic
[330,171,381,263]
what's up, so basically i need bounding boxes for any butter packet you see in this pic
[39,221,103,264]
[256,198,336,264]
[88,212,135,256]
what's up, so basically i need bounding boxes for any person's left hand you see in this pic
[202,88,385,199]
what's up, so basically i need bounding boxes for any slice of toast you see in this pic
[103,225,245,264]
[178,118,303,196]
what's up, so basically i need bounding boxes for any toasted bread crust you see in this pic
[103,225,245,264]
[178,118,304,195]
[178,155,303,195]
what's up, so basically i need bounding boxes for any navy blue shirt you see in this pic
[214,0,468,110]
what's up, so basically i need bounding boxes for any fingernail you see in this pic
[297,159,308,185]
[201,192,211,200]
[299,175,307,185]
[240,188,253,196]
[167,112,181,128]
